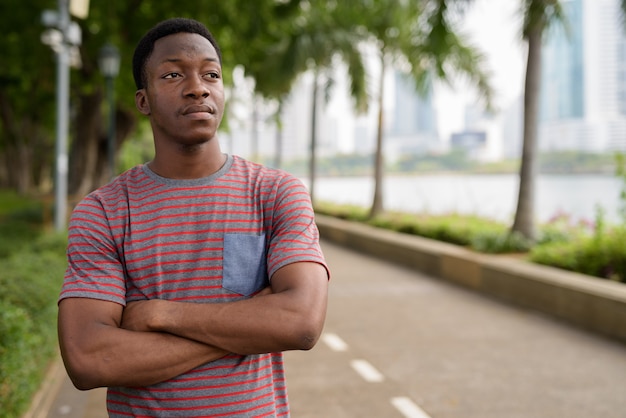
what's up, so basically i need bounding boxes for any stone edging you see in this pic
[315,214,626,343]
[21,354,65,418]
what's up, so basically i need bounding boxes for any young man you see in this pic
[58,18,329,417]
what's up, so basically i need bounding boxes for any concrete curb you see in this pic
[21,355,65,418]
[316,214,626,343]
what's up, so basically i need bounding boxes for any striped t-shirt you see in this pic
[60,154,328,417]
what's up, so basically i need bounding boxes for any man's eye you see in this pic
[204,72,221,79]
[163,72,182,79]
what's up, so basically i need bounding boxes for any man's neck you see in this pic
[149,143,227,180]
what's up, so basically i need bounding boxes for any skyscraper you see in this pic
[539,0,626,152]
[386,71,440,158]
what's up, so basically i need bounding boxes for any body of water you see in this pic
[308,174,621,224]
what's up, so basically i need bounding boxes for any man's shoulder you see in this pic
[77,165,148,207]
[230,155,297,182]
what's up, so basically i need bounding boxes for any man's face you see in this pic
[135,32,225,145]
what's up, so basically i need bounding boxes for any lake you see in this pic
[307,174,621,224]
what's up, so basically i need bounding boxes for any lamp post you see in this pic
[98,43,120,179]
[41,0,83,231]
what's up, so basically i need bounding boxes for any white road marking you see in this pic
[322,333,349,352]
[350,359,385,382]
[391,397,432,418]
[322,333,425,417]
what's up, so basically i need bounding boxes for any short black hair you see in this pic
[132,17,222,90]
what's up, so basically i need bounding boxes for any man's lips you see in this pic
[182,104,215,116]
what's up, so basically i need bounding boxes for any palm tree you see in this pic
[255,1,369,204]
[511,0,565,241]
[358,0,493,218]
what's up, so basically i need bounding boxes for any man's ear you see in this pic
[135,89,151,115]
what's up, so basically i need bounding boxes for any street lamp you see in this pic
[41,0,84,231]
[98,43,120,178]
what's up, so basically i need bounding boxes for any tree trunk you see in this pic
[91,107,136,188]
[512,27,543,241]
[68,90,137,201]
[68,90,104,198]
[0,91,40,194]
[369,53,386,219]
[309,72,319,205]
[251,96,259,162]
[274,124,283,169]
[3,141,33,194]
[0,82,134,199]
[274,102,283,169]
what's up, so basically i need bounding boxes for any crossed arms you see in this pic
[58,261,328,390]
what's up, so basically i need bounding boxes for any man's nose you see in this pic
[184,75,210,98]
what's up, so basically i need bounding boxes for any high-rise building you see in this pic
[386,71,440,159]
[539,0,626,152]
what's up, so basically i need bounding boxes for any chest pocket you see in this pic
[222,233,268,296]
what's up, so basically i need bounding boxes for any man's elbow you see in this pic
[65,363,102,391]
[69,374,99,391]
[297,332,319,351]
[293,317,325,351]
[60,347,107,390]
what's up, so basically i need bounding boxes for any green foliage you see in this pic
[315,200,626,282]
[530,226,626,283]
[316,200,521,251]
[471,230,532,253]
[0,0,320,192]
[0,190,45,257]
[0,220,38,259]
[277,151,614,178]
[530,206,626,283]
[0,190,43,216]
[0,239,67,318]
[0,302,43,418]
[372,213,500,247]
[539,151,614,174]
[394,150,476,173]
[537,210,595,245]
[0,190,66,417]
[615,152,626,222]
[314,201,370,222]
[118,120,155,172]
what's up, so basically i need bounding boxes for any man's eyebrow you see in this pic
[158,57,219,64]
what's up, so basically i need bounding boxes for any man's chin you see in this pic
[173,136,215,151]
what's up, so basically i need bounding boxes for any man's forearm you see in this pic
[62,326,228,389]
[58,298,229,390]
[128,263,329,355]
[153,294,316,354]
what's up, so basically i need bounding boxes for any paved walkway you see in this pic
[36,240,626,417]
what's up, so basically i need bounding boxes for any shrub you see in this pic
[314,201,369,221]
[369,212,514,251]
[0,220,40,258]
[0,190,45,258]
[0,302,45,417]
[530,226,626,283]
[315,201,626,280]
[0,237,66,417]
[0,191,67,417]
[471,230,532,254]
[0,241,67,320]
